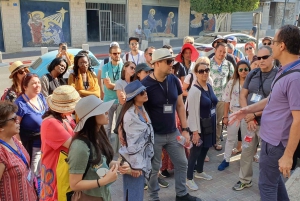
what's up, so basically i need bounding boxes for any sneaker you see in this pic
[186,179,198,191]
[158,177,169,188]
[218,159,229,171]
[160,169,170,178]
[194,172,212,180]
[144,183,148,190]
[176,193,202,201]
[232,181,252,191]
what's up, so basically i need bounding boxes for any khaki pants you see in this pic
[216,101,225,145]
[239,119,260,183]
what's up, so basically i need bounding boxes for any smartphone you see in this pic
[62,46,66,51]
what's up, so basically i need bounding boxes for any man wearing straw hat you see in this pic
[141,48,202,201]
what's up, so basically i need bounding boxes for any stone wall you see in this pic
[178,0,190,38]
[128,0,142,42]
[274,2,296,29]
[1,0,23,53]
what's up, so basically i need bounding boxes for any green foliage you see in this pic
[190,0,260,14]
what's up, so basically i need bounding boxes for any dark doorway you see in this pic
[0,10,5,51]
[87,10,100,42]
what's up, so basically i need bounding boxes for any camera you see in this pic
[62,46,66,51]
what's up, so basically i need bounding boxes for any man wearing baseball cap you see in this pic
[226,36,244,59]
[122,36,146,64]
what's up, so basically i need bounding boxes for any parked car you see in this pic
[29,49,101,78]
[194,32,260,57]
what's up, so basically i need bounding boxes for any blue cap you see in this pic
[226,36,237,42]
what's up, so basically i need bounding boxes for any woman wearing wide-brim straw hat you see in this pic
[1,61,30,102]
[40,85,80,201]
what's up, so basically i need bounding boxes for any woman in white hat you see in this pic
[118,80,154,201]
[40,85,80,201]
[68,95,129,201]
[1,61,29,102]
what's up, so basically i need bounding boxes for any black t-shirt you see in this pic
[208,53,237,67]
[173,62,186,79]
[142,74,183,134]
[252,26,257,37]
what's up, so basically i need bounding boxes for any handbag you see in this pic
[200,117,213,135]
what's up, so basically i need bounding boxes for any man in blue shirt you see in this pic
[142,48,201,201]
[101,45,123,147]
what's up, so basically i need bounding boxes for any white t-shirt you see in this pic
[122,51,145,65]
[135,28,142,35]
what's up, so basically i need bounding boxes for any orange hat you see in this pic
[245,41,256,50]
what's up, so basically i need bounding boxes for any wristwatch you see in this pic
[182,127,190,132]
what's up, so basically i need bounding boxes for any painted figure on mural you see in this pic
[46,22,65,44]
[148,9,156,31]
[206,14,215,31]
[164,12,175,34]
[27,12,44,45]
[190,11,203,28]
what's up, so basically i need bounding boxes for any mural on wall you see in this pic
[142,6,178,37]
[189,10,216,36]
[20,0,70,47]
[0,10,4,52]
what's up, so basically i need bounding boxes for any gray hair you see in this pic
[227,43,234,50]
[259,45,273,55]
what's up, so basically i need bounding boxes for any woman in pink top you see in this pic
[0,101,37,200]
[40,85,80,201]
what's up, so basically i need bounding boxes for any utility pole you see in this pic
[282,0,288,26]
[125,0,129,45]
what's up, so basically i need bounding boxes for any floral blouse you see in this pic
[222,79,242,112]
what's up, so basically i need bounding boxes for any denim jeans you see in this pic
[259,140,289,201]
[147,130,187,200]
[187,144,209,180]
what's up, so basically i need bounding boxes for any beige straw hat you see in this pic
[9,61,28,79]
[46,85,81,114]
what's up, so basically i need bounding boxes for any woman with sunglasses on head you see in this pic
[68,53,100,98]
[119,80,154,201]
[186,62,218,191]
[14,73,48,195]
[133,63,153,81]
[1,61,29,102]
[218,60,250,171]
[242,42,256,64]
[40,58,68,97]
[0,101,37,200]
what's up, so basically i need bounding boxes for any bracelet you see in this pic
[253,113,257,118]
[97,179,101,188]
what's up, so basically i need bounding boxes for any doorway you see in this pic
[87,10,112,42]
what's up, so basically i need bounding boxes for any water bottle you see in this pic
[177,136,193,149]
[242,130,255,149]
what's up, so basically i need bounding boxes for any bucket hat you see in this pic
[175,43,199,63]
[135,63,153,73]
[74,95,115,132]
[150,48,176,64]
[46,85,81,114]
[125,80,146,102]
[212,35,228,48]
[9,61,28,79]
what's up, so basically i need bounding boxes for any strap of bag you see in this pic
[187,73,194,91]
[271,69,300,90]
[104,57,109,64]
[126,53,129,61]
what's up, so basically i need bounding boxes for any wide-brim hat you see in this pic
[74,95,115,132]
[46,85,81,114]
[9,61,28,79]
[150,48,176,64]
[129,36,139,44]
[125,80,146,101]
[212,35,228,48]
[175,43,199,63]
[135,63,153,73]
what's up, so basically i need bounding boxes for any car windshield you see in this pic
[194,36,215,44]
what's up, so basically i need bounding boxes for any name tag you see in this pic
[250,93,262,103]
[163,104,173,113]
[27,170,33,184]
[211,108,216,116]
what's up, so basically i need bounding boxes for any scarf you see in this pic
[72,70,100,98]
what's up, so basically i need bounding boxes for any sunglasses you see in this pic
[165,59,174,65]
[129,66,136,70]
[130,43,138,46]
[112,52,121,56]
[245,47,253,51]
[238,68,249,72]
[18,68,28,75]
[257,55,271,60]
[198,68,210,74]
[139,90,146,96]
[263,42,271,45]
[4,116,18,123]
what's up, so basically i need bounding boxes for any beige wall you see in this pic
[178,0,190,38]
[69,0,87,47]
[1,0,23,53]
[128,0,142,43]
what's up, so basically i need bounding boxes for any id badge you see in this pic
[210,108,216,116]
[163,104,173,113]
[250,93,262,103]
[27,170,34,184]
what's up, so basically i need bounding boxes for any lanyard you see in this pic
[24,94,45,114]
[258,70,272,97]
[153,74,169,104]
[0,139,29,169]
[281,60,300,75]
[131,52,140,64]
[110,62,120,81]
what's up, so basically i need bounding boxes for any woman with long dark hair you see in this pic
[68,54,100,98]
[119,80,154,201]
[68,95,129,201]
[218,60,250,171]
[40,57,68,97]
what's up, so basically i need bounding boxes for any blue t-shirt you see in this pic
[142,74,182,134]
[101,62,123,103]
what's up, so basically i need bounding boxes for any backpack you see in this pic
[125,53,129,61]
[56,137,92,201]
[103,57,109,65]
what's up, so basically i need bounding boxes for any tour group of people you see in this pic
[0,25,300,201]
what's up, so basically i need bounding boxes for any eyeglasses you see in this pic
[130,43,138,46]
[112,52,121,56]
[139,90,146,96]
[257,55,271,60]
[238,68,249,72]
[263,42,271,45]
[129,66,136,70]
[272,40,281,45]
[148,53,153,56]
[3,116,18,123]
[79,61,89,66]
[245,47,253,51]
[166,59,174,65]
[198,68,210,74]
[18,68,29,75]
